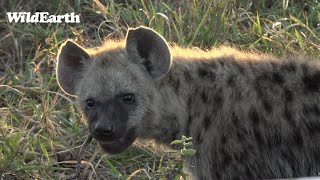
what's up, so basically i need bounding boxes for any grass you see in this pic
[0,0,319,179]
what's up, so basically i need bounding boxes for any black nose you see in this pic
[94,123,113,136]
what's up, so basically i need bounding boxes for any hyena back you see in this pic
[56,26,320,179]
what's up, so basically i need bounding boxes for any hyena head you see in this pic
[56,27,171,154]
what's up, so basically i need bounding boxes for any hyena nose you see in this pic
[94,123,114,136]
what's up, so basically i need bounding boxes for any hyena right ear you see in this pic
[126,27,172,80]
[56,40,91,96]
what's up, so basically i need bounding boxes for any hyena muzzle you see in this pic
[56,26,320,179]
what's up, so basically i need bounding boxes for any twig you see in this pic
[76,134,93,180]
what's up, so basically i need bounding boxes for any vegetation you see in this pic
[0,0,319,179]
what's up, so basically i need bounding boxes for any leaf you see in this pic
[40,143,50,163]
[184,142,193,146]
[170,140,183,145]
[181,149,197,156]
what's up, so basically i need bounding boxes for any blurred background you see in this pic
[0,0,319,179]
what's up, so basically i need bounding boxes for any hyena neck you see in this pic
[147,57,213,146]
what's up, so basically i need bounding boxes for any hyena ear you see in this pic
[126,27,172,80]
[56,40,91,96]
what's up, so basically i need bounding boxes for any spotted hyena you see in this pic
[56,26,320,179]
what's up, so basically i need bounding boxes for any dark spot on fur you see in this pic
[218,59,225,66]
[262,100,273,114]
[267,132,282,148]
[221,153,232,168]
[203,116,212,131]
[281,63,296,72]
[202,61,217,69]
[313,105,320,116]
[198,68,207,78]
[215,172,221,179]
[167,73,180,94]
[272,72,284,85]
[247,144,255,150]
[221,135,227,145]
[213,91,224,108]
[170,130,178,142]
[220,148,232,168]
[303,104,320,117]
[254,129,264,146]
[292,129,303,147]
[196,131,203,144]
[257,73,268,81]
[306,120,320,134]
[248,61,256,69]
[234,151,248,164]
[183,71,193,83]
[313,149,320,162]
[158,79,165,87]
[201,91,208,103]
[162,113,180,144]
[187,97,192,108]
[254,84,263,98]
[232,112,240,128]
[255,73,284,98]
[174,79,180,93]
[184,115,192,136]
[254,75,267,98]
[214,94,223,105]
[99,59,107,66]
[185,98,193,136]
[227,76,236,87]
[167,73,174,84]
[270,62,277,68]
[302,72,320,92]
[284,88,293,102]
[236,131,246,142]
[301,63,309,75]
[198,67,216,80]
[229,59,245,73]
[245,168,254,178]
[194,87,199,95]
[235,89,242,101]
[208,61,218,69]
[249,107,260,125]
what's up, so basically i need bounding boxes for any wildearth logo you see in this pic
[6,12,80,23]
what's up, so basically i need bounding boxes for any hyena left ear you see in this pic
[126,26,172,80]
[56,40,91,96]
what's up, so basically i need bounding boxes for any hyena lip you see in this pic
[91,133,121,142]
[98,128,136,154]
[95,128,134,144]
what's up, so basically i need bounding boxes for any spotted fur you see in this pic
[57,26,320,179]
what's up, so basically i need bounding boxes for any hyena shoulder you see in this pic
[56,26,320,179]
[168,47,320,179]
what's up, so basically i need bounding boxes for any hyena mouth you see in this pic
[98,128,136,154]
[92,133,120,142]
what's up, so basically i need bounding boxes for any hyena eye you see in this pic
[86,99,95,108]
[121,94,135,104]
